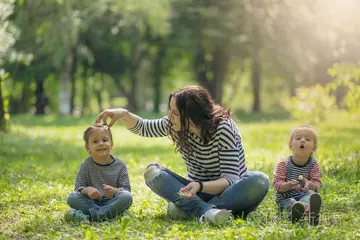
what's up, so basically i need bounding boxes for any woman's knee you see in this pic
[143,163,162,183]
[251,171,270,192]
[238,171,269,203]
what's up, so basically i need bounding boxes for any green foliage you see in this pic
[290,63,360,123]
[0,0,16,132]
[290,84,335,124]
[0,70,11,132]
[4,0,360,116]
[0,0,16,63]
[345,86,360,114]
[1,114,359,239]
[328,63,360,115]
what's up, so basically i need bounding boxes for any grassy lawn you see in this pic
[1,113,359,239]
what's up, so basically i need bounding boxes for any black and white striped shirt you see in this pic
[75,155,131,194]
[129,117,247,185]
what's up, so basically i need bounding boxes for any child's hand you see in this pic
[289,180,300,190]
[102,184,118,198]
[300,178,310,192]
[88,187,102,200]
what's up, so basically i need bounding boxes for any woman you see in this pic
[96,85,269,225]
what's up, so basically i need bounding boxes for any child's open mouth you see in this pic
[300,144,305,149]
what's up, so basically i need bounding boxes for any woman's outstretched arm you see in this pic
[95,108,139,129]
[96,108,169,138]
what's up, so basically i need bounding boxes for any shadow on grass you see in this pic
[0,127,178,186]
[10,110,292,127]
[9,112,167,128]
[0,128,175,164]
[9,114,98,127]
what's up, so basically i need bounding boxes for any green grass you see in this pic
[1,113,360,239]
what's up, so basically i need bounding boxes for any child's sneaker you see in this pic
[309,193,321,226]
[167,202,187,219]
[64,209,90,222]
[199,208,232,226]
[291,202,305,223]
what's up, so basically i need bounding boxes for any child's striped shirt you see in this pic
[273,156,321,202]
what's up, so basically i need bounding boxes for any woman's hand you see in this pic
[179,182,201,199]
[96,108,128,127]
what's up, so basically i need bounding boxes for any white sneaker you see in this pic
[199,208,232,226]
[167,202,187,219]
[144,165,162,182]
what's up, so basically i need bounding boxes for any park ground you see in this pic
[0,112,359,239]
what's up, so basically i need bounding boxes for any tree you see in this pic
[84,0,171,112]
[0,0,16,132]
[171,0,247,104]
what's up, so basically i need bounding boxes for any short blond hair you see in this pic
[288,125,318,151]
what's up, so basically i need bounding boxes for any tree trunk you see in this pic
[81,64,89,116]
[59,51,73,115]
[35,79,48,115]
[224,72,242,106]
[153,46,166,113]
[251,50,261,113]
[94,73,104,112]
[128,70,138,112]
[0,78,7,132]
[251,19,261,113]
[195,47,211,91]
[128,52,142,112]
[195,45,229,104]
[19,79,31,114]
[335,85,348,109]
[289,74,297,97]
[70,50,78,115]
[212,44,229,104]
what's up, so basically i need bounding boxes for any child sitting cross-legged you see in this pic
[273,125,322,226]
[64,124,132,222]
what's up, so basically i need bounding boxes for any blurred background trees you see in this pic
[1,0,359,131]
[0,0,17,131]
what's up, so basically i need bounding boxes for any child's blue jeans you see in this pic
[67,190,132,221]
[278,189,316,213]
[144,164,270,218]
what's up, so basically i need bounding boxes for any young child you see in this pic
[273,125,322,226]
[64,124,132,222]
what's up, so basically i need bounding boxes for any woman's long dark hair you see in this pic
[168,85,231,155]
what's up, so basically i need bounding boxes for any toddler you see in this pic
[64,124,132,222]
[273,125,322,225]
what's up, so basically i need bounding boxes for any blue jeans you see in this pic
[67,190,132,222]
[278,190,316,213]
[144,164,270,218]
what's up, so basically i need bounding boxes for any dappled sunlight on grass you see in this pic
[1,113,360,239]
